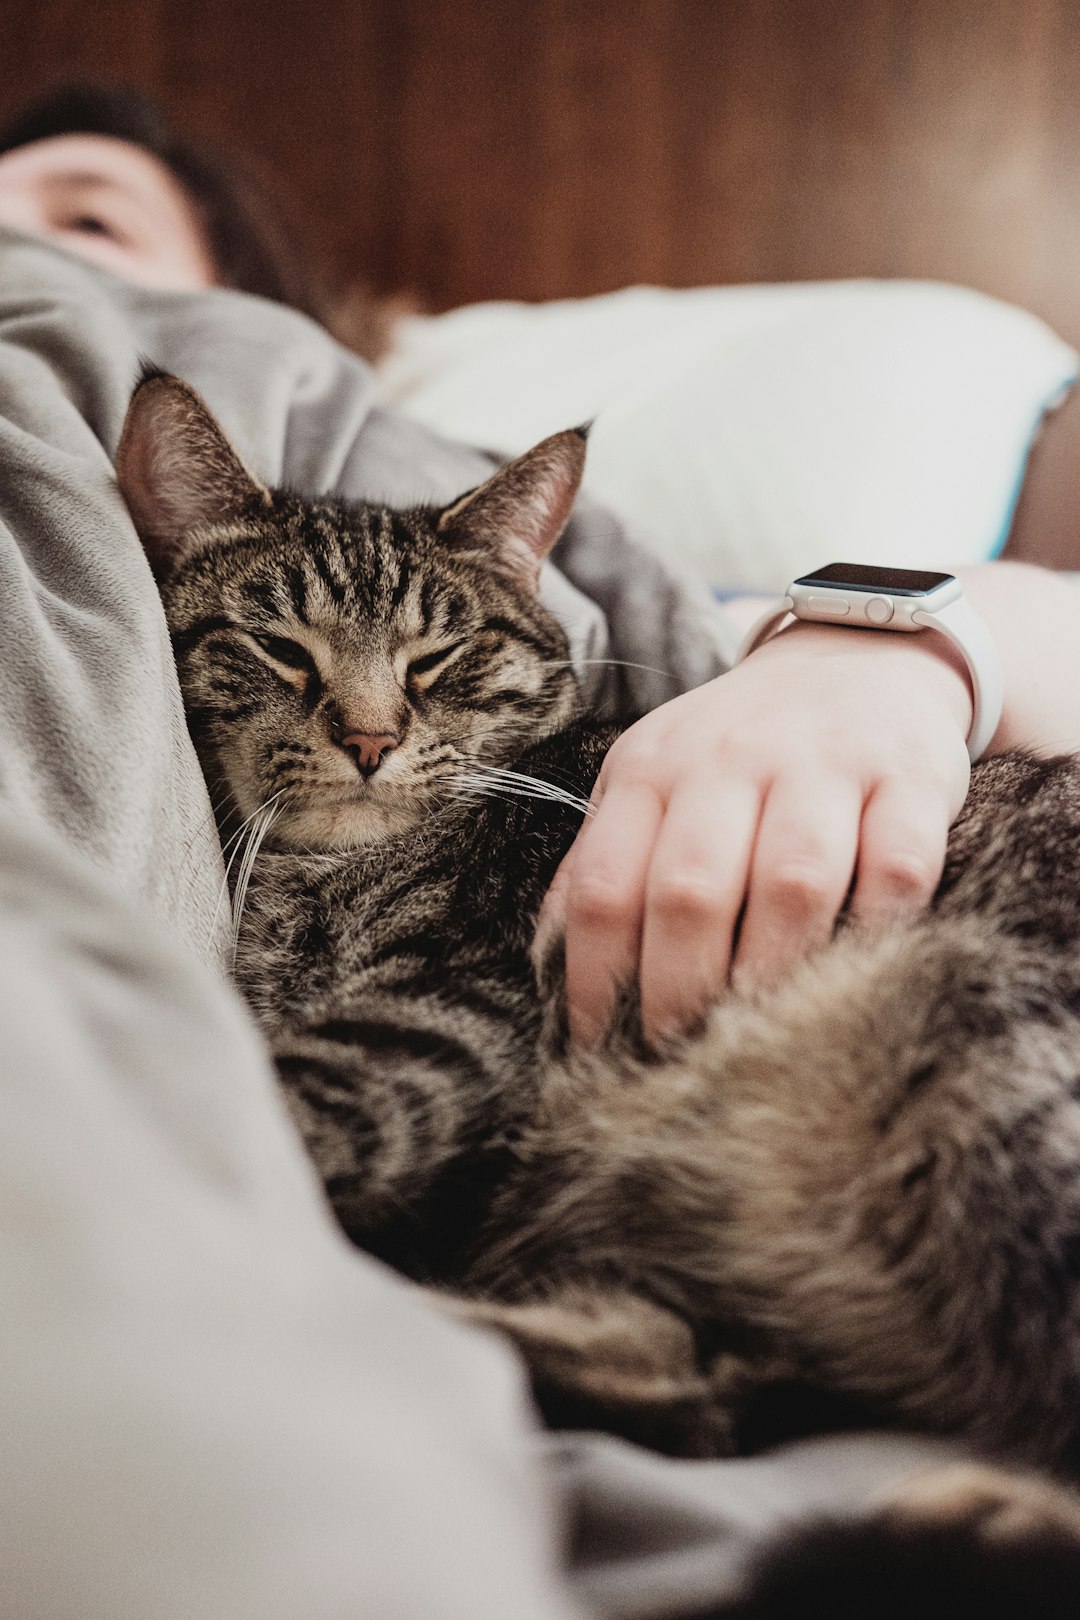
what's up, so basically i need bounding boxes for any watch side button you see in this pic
[806,596,850,617]
[864,595,894,625]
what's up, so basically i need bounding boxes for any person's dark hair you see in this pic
[0,82,328,323]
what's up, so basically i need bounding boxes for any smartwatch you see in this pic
[734,563,1004,762]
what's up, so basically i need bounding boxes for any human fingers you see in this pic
[534,755,611,969]
[533,834,579,971]
[561,777,665,1046]
[849,776,952,926]
[732,772,862,987]
[638,775,760,1045]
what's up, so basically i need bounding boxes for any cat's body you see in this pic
[236,720,612,1278]
[235,734,1080,1471]
[477,747,1080,1464]
[118,371,1080,1612]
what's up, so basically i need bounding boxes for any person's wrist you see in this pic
[746,618,974,739]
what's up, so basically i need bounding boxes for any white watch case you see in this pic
[734,565,1004,763]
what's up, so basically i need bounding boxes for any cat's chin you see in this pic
[270,795,427,851]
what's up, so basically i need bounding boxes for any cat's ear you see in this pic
[437,426,588,591]
[116,369,271,581]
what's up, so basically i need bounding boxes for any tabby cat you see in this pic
[118,370,1080,1612]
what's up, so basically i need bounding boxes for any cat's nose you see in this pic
[339,731,399,780]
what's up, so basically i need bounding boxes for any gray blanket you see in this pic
[0,226,958,1619]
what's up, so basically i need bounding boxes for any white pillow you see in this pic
[377,281,1078,591]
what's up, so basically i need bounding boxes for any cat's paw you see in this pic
[726,1461,1080,1619]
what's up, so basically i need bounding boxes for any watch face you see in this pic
[795,563,955,597]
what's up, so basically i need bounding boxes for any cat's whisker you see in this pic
[466,762,591,797]
[218,804,273,878]
[454,764,595,817]
[230,800,283,964]
[473,756,595,795]
[176,790,236,890]
[207,792,286,953]
[475,779,594,815]
[207,837,251,954]
[539,656,678,682]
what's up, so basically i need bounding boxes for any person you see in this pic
[0,81,328,310]
[0,82,1077,1620]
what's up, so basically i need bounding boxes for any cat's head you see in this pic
[116,370,585,850]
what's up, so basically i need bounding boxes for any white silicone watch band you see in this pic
[734,590,1003,763]
[735,598,795,663]
[911,594,1003,763]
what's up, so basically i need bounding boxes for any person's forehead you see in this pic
[0,132,185,205]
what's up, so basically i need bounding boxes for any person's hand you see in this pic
[535,622,973,1047]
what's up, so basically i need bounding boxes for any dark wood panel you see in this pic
[157,0,393,271]
[7,0,163,84]
[3,0,1080,349]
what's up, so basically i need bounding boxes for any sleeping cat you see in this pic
[118,369,1080,1610]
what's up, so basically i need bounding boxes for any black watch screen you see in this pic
[794,563,955,597]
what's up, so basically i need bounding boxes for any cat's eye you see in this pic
[252,633,319,675]
[405,640,466,689]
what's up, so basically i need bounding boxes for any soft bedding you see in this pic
[378,280,1078,589]
[0,225,985,1618]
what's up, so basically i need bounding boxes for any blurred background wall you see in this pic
[4,0,1079,341]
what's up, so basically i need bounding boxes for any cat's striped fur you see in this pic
[119,371,1080,1614]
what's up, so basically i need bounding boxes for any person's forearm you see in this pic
[723,563,1080,759]
[956,562,1080,756]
